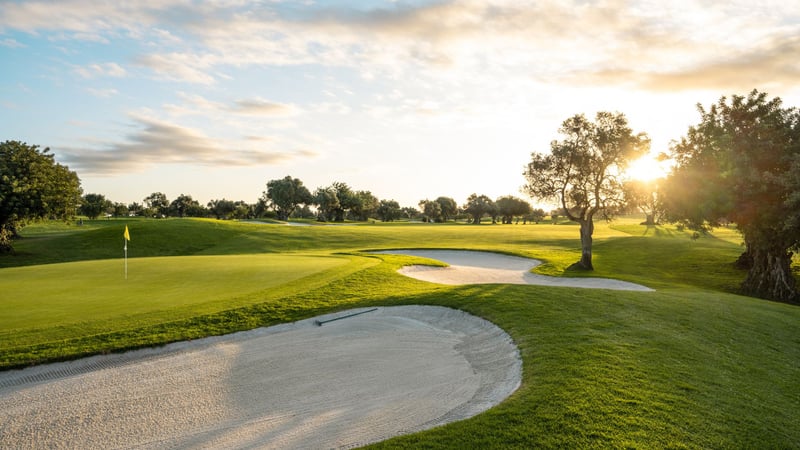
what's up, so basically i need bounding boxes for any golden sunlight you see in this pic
[625,153,670,182]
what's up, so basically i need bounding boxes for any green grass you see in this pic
[1,216,799,448]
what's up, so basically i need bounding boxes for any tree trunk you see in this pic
[642,213,655,226]
[741,246,798,303]
[576,219,594,270]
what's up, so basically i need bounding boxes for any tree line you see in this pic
[2,89,798,303]
[79,177,548,226]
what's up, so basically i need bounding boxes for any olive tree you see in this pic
[434,196,458,222]
[462,194,496,224]
[523,112,649,269]
[144,192,169,217]
[376,199,402,222]
[495,195,532,224]
[264,175,312,221]
[662,90,800,302]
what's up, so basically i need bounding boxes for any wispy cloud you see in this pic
[4,0,798,93]
[86,87,119,98]
[0,37,25,48]
[230,99,299,116]
[75,62,127,78]
[59,115,317,174]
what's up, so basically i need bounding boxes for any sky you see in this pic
[2,0,799,209]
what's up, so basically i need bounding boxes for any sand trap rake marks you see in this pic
[314,307,378,326]
[0,341,220,390]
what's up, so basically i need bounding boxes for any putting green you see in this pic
[0,254,349,335]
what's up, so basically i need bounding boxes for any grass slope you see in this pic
[1,217,799,448]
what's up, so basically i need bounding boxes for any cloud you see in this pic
[0,38,25,48]
[136,53,217,84]
[163,93,300,119]
[230,99,299,116]
[569,32,800,92]
[75,62,127,78]
[5,0,800,93]
[59,115,317,174]
[86,87,119,98]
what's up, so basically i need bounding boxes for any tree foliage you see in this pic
[264,176,312,221]
[169,194,204,218]
[662,90,800,302]
[462,193,496,224]
[376,199,402,222]
[0,141,82,252]
[434,196,458,222]
[330,182,355,222]
[418,199,442,222]
[207,198,236,220]
[523,112,649,269]
[313,187,339,222]
[80,193,111,219]
[143,192,169,217]
[623,179,661,225]
[495,195,532,224]
[349,190,379,221]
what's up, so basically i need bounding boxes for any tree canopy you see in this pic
[495,195,532,224]
[143,192,169,218]
[434,196,458,222]
[523,112,649,269]
[623,179,661,225]
[264,176,312,221]
[80,193,111,219]
[662,90,800,302]
[0,141,82,252]
[462,194,496,224]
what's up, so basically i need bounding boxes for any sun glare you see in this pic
[626,153,670,182]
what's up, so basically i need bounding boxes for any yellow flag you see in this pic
[124,225,131,241]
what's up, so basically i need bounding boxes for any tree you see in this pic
[530,208,546,223]
[376,199,402,222]
[418,199,442,222]
[401,206,419,220]
[313,187,339,222]
[80,193,111,219]
[495,195,532,224]
[462,194,496,224]
[349,190,379,221]
[523,112,649,269]
[111,202,129,218]
[434,196,458,222]
[623,179,661,225]
[207,198,236,220]
[330,182,357,222]
[662,90,800,302]
[264,176,312,221]
[232,201,252,219]
[0,141,82,252]
[144,192,169,217]
[128,202,143,217]
[169,194,200,218]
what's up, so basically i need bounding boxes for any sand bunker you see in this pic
[374,249,653,291]
[0,306,520,449]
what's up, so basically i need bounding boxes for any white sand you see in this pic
[0,306,521,449]
[374,249,653,291]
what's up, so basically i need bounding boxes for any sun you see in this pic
[625,153,670,182]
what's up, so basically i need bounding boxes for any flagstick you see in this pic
[124,238,128,280]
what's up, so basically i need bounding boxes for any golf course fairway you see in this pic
[1,217,798,448]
